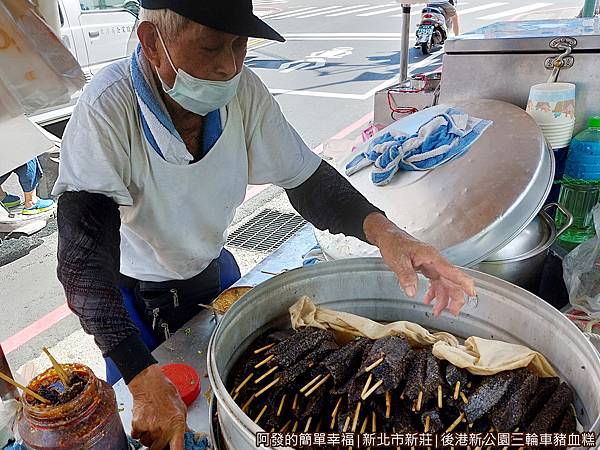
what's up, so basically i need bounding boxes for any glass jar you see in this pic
[18,363,128,450]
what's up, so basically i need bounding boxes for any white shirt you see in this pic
[53,55,322,281]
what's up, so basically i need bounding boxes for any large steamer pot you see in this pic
[474,203,573,290]
[207,259,600,450]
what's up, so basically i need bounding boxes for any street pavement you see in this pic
[0,0,584,379]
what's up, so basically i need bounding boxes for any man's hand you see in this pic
[129,364,187,450]
[364,213,476,316]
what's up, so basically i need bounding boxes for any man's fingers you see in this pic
[431,284,449,316]
[169,431,186,450]
[130,424,142,440]
[433,262,476,297]
[446,283,466,316]
[393,255,419,297]
[423,285,436,305]
[149,436,171,450]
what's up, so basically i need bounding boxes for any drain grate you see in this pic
[227,209,307,252]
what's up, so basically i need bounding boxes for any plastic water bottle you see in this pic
[556,117,600,247]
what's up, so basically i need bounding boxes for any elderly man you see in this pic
[53,0,474,448]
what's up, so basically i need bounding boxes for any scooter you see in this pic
[415,4,449,55]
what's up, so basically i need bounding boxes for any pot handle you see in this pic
[542,202,573,238]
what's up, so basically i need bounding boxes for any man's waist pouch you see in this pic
[121,260,221,340]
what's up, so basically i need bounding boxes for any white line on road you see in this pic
[272,5,343,19]
[358,5,407,16]
[283,33,404,37]
[454,2,508,16]
[326,3,395,17]
[297,4,368,18]
[477,3,552,20]
[263,6,318,19]
[285,37,415,41]
[267,50,443,101]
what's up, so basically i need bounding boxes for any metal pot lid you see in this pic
[319,99,554,267]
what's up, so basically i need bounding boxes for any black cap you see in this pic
[141,0,285,42]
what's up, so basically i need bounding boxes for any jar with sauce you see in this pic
[18,363,128,450]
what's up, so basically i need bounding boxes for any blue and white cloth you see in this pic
[345,108,492,186]
[131,45,223,164]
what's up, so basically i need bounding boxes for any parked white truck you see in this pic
[31,0,138,132]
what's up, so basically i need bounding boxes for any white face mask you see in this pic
[155,28,241,116]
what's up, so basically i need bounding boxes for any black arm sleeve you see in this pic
[57,192,156,383]
[286,160,385,242]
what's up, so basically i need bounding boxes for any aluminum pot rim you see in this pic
[207,259,600,445]
[481,209,556,264]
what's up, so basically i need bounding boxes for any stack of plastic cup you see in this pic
[526,82,576,150]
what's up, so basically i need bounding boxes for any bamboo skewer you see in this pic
[385,391,391,418]
[416,390,424,411]
[255,377,280,398]
[300,374,323,393]
[254,405,268,423]
[372,411,377,433]
[277,394,286,417]
[234,373,254,393]
[424,414,431,433]
[254,366,278,384]
[351,402,361,432]
[316,417,323,432]
[361,373,373,398]
[42,348,70,387]
[360,415,369,433]
[453,381,461,400]
[365,357,384,372]
[242,394,255,412]
[292,393,299,411]
[304,416,312,432]
[305,373,331,397]
[0,370,50,404]
[254,354,274,369]
[361,379,383,401]
[446,413,464,433]
[460,391,469,404]
[343,415,351,432]
[438,385,443,409]
[280,420,292,432]
[292,420,299,432]
[232,391,240,402]
[331,397,343,418]
[253,343,275,354]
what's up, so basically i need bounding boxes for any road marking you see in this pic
[267,48,443,101]
[282,32,414,41]
[327,3,395,17]
[455,2,508,16]
[285,37,414,41]
[263,6,318,19]
[477,3,552,20]
[283,33,405,37]
[358,5,408,16]
[298,4,368,18]
[272,5,343,19]
[1,303,72,355]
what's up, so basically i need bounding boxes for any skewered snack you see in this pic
[489,369,539,431]
[228,327,579,448]
[528,382,574,433]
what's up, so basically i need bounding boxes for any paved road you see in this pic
[0,0,583,373]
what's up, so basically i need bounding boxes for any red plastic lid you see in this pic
[161,364,201,407]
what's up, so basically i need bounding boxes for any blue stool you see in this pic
[105,249,241,385]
